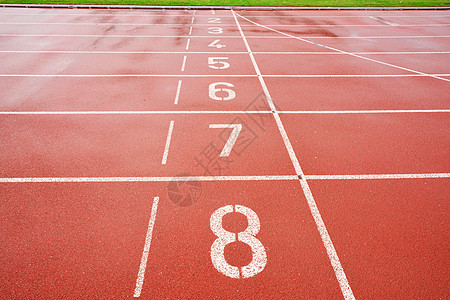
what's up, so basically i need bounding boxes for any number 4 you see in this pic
[209,124,242,157]
[208,40,226,49]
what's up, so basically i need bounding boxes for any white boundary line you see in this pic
[232,9,355,300]
[0,173,448,183]
[161,120,174,165]
[0,12,448,18]
[134,196,159,298]
[1,74,449,78]
[0,110,271,115]
[0,110,448,115]
[1,22,448,27]
[1,50,449,55]
[236,13,450,82]
[1,34,449,39]
[0,175,299,183]
[306,173,450,180]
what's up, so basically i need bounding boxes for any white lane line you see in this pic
[0,175,298,183]
[2,34,449,39]
[1,22,447,27]
[236,13,450,83]
[134,196,159,298]
[1,51,449,55]
[174,80,182,105]
[306,173,450,180]
[264,74,450,78]
[232,10,355,300]
[161,120,174,165]
[1,110,448,115]
[181,55,187,72]
[185,38,190,50]
[188,26,193,35]
[0,74,257,78]
[369,16,399,26]
[1,74,448,78]
[0,110,272,115]
[212,10,215,15]
[0,12,448,18]
[279,109,450,114]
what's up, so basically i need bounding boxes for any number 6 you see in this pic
[209,82,236,101]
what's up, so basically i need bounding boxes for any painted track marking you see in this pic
[369,16,400,26]
[134,196,159,298]
[1,110,449,115]
[1,173,448,183]
[181,55,187,72]
[236,13,450,83]
[185,38,190,50]
[232,9,355,300]
[173,80,182,105]
[1,74,449,78]
[161,121,174,165]
[1,51,450,55]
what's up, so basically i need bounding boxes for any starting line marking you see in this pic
[161,120,174,165]
[1,174,449,183]
[232,9,356,300]
[134,196,159,298]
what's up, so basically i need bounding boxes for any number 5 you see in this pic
[209,82,236,101]
[209,124,242,157]
[208,57,230,70]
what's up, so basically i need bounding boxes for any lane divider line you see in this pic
[235,13,450,83]
[0,173,449,183]
[1,110,449,115]
[1,50,450,54]
[134,196,160,298]
[1,74,448,78]
[174,80,182,105]
[161,121,175,165]
[232,9,355,300]
[1,34,449,39]
[181,55,187,72]
[185,38,190,50]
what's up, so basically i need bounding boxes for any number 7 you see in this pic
[209,124,242,157]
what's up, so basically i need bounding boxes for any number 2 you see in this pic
[210,205,267,278]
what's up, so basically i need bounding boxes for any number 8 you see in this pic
[210,205,267,279]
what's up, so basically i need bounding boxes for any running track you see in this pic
[0,7,449,299]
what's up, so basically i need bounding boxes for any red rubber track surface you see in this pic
[0,7,449,299]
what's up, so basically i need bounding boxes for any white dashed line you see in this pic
[181,55,187,72]
[161,120,175,165]
[173,80,182,105]
[134,196,159,298]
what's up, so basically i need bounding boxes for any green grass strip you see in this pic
[1,0,449,7]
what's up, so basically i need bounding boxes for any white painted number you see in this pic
[210,205,267,278]
[209,124,242,157]
[208,27,223,34]
[208,17,221,23]
[209,82,235,101]
[208,40,226,49]
[208,57,230,70]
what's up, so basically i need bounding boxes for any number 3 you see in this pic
[210,205,267,279]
